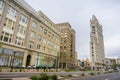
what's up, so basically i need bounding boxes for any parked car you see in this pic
[27,65,36,69]
[13,65,25,68]
[32,65,36,69]
[108,69,113,72]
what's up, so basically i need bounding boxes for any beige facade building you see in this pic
[75,52,78,68]
[55,22,76,69]
[90,15,105,71]
[0,0,61,67]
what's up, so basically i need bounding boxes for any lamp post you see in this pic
[12,51,16,69]
[56,52,60,70]
[103,60,105,71]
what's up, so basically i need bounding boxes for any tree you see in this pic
[0,42,3,48]
[112,63,117,70]
[59,52,70,69]
[0,42,3,53]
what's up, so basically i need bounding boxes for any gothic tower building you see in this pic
[90,15,105,71]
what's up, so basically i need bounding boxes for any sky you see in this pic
[24,0,120,59]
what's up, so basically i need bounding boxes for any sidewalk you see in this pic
[12,77,30,80]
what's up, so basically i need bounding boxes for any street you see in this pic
[0,71,120,80]
[0,71,86,80]
[72,72,120,80]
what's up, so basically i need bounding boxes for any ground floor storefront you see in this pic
[0,44,57,68]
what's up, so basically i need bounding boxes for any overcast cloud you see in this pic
[25,0,120,59]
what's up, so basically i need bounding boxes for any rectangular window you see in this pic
[15,37,24,46]
[43,46,45,51]
[3,36,8,42]
[0,1,4,12]
[18,25,26,35]
[37,44,41,49]
[7,19,12,28]
[42,38,46,44]
[29,42,34,49]
[39,25,43,32]
[0,57,8,66]
[8,7,17,18]
[5,18,15,30]
[0,1,3,9]
[30,31,35,40]
[92,32,95,34]
[32,22,37,29]
[48,32,51,38]
[1,31,12,43]
[0,15,1,21]
[44,29,47,35]
[38,35,42,41]
[20,15,28,24]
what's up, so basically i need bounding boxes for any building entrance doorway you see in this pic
[26,55,31,67]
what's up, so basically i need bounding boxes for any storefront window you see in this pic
[0,48,24,66]
[13,58,22,66]
[15,51,24,57]
[35,53,40,67]
[0,57,8,66]
[2,48,13,55]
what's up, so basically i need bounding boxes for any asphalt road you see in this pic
[0,71,86,80]
[0,71,120,80]
[72,72,120,80]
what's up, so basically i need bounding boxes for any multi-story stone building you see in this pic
[55,22,76,69]
[0,0,61,68]
[90,15,105,71]
[75,52,78,68]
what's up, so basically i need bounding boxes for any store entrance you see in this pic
[26,55,31,67]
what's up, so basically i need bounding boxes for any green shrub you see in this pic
[97,72,100,74]
[108,71,112,73]
[67,74,72,77]
[60,75,64,77]
[10,69,13,72]
[89,72,94,75]
[19,69,22,72]
[30,73,57,80]
[0,68,2,72]
[31,75,39,80]
[65,69,77,72]
[81,73,85,76]
[40,73,49,80]
[104,71,107,74]
[15,69,17,72]
[50,75,57,80]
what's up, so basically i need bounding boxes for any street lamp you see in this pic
[56,52,60,70]
[103,60,105,71]
[12,51,16,69]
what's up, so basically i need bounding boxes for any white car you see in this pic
[27,65,36,69]
[27,65,32,69]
